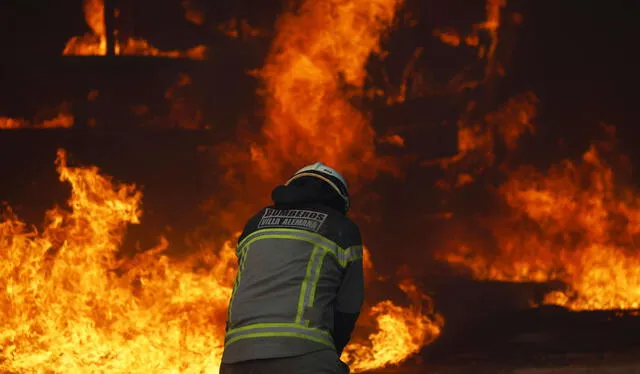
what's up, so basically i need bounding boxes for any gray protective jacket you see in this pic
[221,181,364,364]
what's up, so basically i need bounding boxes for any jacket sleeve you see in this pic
[333,248,364,355]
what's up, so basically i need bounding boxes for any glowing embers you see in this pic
[63,0,207,59]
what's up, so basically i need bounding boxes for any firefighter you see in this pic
[220,162,364,374]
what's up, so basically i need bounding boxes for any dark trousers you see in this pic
[219,350,349,374]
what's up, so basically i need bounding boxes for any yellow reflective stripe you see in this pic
[239,233,338,263]
[225,332,334,348]
[337,245,363,267]
[228,242,252,323]
[227,322,331,336]
[225,323,334,348]
[238,228,338,254]
[296,246,321,323]
[308,250,329,305]
[305,250,329,326]
[239,231,362,269]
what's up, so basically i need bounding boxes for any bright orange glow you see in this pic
[428,92,538,191]
[0,104,74,129]
[0,148,442,372]
[433,0,507,76]
[0,150,235,372]
[251,0,444,369]
[0,117,25,129]
[343,299,443,372]
[439,125,640,311]
[257,0,405,181]
[6,0,446,371]
[63,0,107,55]
[380,134,406,147]
[63,0,208,59]
[182,0,205,25]
[217,18,267,40]
[433,29,461,47]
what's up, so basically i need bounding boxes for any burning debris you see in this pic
[439,126,640,311]
[1,0,443,372]
[0,103,74,130]
[0,150,440,372]
[0,150,232,372]
[63,0,208,59]
[1,0,637,371]
[217,18,268,40]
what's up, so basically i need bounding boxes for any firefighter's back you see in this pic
[222,203,361,364]
[220,162,363,374]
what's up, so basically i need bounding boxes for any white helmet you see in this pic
[286,162,350,211]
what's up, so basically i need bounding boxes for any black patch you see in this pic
[239,203,361,249]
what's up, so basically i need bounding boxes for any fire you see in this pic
[217,18,267,40]
[63,0,207,59]
[181,0,204,26]
[1,150,234,372]
[433,0,508,86]
[0,150,442,373]
[434,0,506,54]
[428,92,538,189]
[204,0,444,370]
[3,0,445,370]
[431,0,640,312]
[439,123,640,311]
[254,0,444,367]
[256,0,405,180]
[0,103,74,129]
[342,279,443,372]
[63,0,106,55]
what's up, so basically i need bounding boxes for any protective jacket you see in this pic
[221,178,364,364]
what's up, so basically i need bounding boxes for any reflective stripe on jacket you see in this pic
[222,203,364,363]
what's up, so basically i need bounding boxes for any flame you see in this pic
[63,0,207,59]
[0,149,441,372]
[433,0,508,83]
[217,18,267,40]
[0,103,74,130]
[182,0,204,25]
[63,0,107,55]
[343,278,443,372]
[256,1,445,367]
[6,0,445,370]
[256,0,404,180]
[433,0,506,59]
[1,150,234,372]
[427,92,538,190]
[203,0,444,369]
[439,125,640,311]
[430,1,639,311]
[0,118,25,129]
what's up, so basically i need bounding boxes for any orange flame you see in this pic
[255,0,404,181]
[0,150,442,372]
[3,0,445,371]
[63,0,207,59]
[217,18,267,40]
[206,0,444,369]
[439,125,640,311]
[433,0,508,79]
[428,92,538,190]
[1,150,235,372]
[0,103,74,130]
[251,1,445,365]
[343,278,443,372]
[63,0,107,55]
[181,0,205,26]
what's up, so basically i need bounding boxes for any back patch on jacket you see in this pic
[257,207,328,232]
